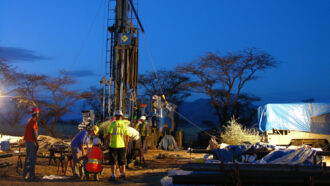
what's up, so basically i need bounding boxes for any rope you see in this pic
[141,34,165,97]
[69,0,105,69]
[174,110,215,138]
[100,0,108,77]
[141,33,214,138]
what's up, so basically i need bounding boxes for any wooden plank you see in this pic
[0,154,12,158]
[0,163,12,168]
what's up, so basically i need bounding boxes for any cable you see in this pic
[141,34,165,97]
[174,110,215,138]
[99,0,108,77]
[141,33,214,138]
[69,0,105,69]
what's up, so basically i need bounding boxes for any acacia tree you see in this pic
[0,99,27,135]
[138,70,190,105]
[0,58,29,133]
[0,60,85,137]
[39,72,84,137]
[176,48,276,127]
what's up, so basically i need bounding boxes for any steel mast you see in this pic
[101,0,142,119]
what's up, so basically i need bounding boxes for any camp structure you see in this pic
[258,103,330,148]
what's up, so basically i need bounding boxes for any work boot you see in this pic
[28,176,40,182]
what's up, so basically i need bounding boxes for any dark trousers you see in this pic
[23,141,37,179]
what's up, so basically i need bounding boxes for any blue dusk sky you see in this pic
[0,0,329,104]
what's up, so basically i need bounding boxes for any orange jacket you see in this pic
[85,147,104,172]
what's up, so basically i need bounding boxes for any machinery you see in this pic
[100,0,144,120]
[78,110,95,131]
[258,103,330,149]
[97,1,181,148]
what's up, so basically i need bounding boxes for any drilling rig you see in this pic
[100,0,144,120]
[98,0,182,148]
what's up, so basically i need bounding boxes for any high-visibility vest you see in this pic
[140,121,148,137]
[108,120,127,148]
[85,147,103,172]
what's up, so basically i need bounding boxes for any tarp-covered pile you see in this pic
[161,144,325,186]
[214,144,321,165]
[0,135,22,144]
[258,103,330,134]
[37,135,69,152]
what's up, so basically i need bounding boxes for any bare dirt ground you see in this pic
[0,149,204,186]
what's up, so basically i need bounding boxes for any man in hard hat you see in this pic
[23,107,40,181]
[137,115,149,164]
[83,137,104,181]
[122,114,131,128]
[107,110,129,181]
[71,125,99,178]
[132,115,139,129]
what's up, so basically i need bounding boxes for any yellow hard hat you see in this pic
[93,125,99,136]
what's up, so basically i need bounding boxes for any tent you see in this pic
[258,103,330,135]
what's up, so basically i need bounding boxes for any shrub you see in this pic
[220,117,260,145]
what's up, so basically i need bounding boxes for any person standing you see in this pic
[107,110,128,181]
[122,114,131,127]
[137,116,149,164]
[70,125,99,178]
[23,107,40,181]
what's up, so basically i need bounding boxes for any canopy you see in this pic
[258,103,330,134]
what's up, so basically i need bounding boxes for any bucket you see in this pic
[1,141,10,151]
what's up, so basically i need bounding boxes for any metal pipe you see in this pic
[108,78,112,116]
[119,47,125,111]
[182,163,329,173]
[128,0,144,33]
[172,173,330,185]
[102,80,106,120]
[121,0,128,32]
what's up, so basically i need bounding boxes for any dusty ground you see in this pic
[0,149,204,186]
[1,148,329,186]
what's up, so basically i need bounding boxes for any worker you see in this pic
[107,110,129,181]
[123,114,131,127]
[71,125,99,178]
[128,115,139,162]
[23,107,40,181]
[84,137,104,181]
[137,115,149,164]
[132,115,139,129]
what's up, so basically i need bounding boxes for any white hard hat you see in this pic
[93,137,101,146]
[114,110,123,116]
[140,116,146,120]
[152,95,158,100]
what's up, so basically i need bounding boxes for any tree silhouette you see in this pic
[138,70,190,106]
[0,59,85,137]
[177,48,276,127]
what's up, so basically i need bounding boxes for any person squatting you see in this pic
[22,108,145,182]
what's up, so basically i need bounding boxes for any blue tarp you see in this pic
[214,145,322,165]
[258,103,330,134]
[214,143,276,163]
[259,146,321,165]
